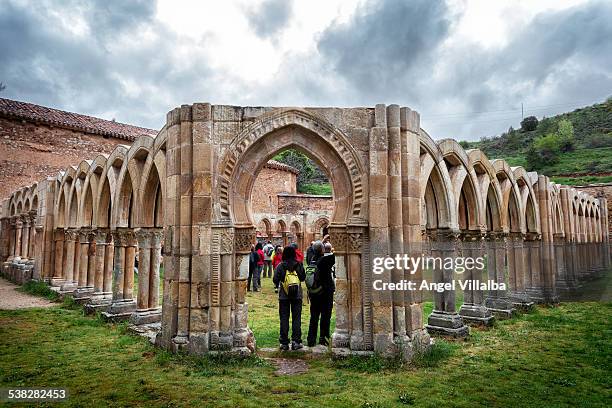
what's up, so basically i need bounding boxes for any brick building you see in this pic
[0,97,157,200]
[251,160,333,247]
[0,97,333,248]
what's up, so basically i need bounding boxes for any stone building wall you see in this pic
[0,117,130,199]
[250,164,297,213]
[575,183,612,233]
[278,193,334,213]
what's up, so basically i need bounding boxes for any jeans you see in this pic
[279,299,302,345]
[307,291,334,346]
[249,266,262,291]
[264,260,273,278]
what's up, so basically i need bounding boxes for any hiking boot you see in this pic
[274,287,278,293]
[291,342,303,351]
[279,344,289,351]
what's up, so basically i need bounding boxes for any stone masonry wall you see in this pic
[250,166,297,213]
[278,193,334,213]
[0,116,129,199]
[575,183,612,233]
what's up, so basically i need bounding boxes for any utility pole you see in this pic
[521,103,524,119]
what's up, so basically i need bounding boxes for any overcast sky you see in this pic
[1,0,610,141]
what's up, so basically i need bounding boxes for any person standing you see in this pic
[307,241,335,347]
[272,245,283,293]
[290,242,304,263]
[247,244,257,292]
[263,240,274,278]
[306,241,315,265]
[273,246,306,350]
[254,242,265,292]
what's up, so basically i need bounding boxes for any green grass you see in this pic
[552,175,612,186]
[1,289,610,407]
[297,183,333,196]
[18,280,60,301]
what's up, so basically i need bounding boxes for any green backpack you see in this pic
[305,261,322,295]
[282,269,301,299]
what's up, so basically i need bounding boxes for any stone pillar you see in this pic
[507,232,533,309]
[0,217,10,262]
[74,229,95,301]
[131,228,163,325]
[19,214,31,260]
[60,229,78,292]
[329,226,351,349]
[484,232,515,318]
[14,217,23,259]
[369,104,394,353]
[426,230,469,337]
[32,225,44,281]
[459,231,494,325]
[7,217,17,261]
[86,229,113,308]
[102,229,137,320]
[27,211,37,264]
[51,229,65,286]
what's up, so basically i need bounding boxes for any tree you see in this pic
[521,116,538,131]
[459,140,470,149]
[557,119,575,152]
[526,133,561,170]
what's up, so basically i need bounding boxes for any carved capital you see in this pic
[112,229,137,247]
[234,227,255,253]
[65,229,79,242]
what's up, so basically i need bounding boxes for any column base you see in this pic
[73,287,94,303]
[459,304,495,326]
[526,287,559,305]
[332,330,351,349]
[485,297,517,319]
[426,311,469,338]
[101,299,137,322]
[59,281,78,294]
[129,308,162,325]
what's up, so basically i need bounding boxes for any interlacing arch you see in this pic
[0,102,608,359]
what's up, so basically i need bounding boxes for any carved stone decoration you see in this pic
[219,229,234,255]
[234,227,256,253]
[348,232,363,253]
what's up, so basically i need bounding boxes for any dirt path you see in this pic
[0,277,57,310]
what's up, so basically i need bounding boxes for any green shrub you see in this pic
[18,281,59,301]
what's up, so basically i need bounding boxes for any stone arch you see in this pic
[219,109,366,227]
[468,150,503,231]
[312,216,330,240]
[96,145,129,228]
[419,144,456,230]
[257,218,272,239]
[276,219,287,234]
[513,167,540,234]
[80,155,107,228]
[492,160,524,233]
[136,148,166,228]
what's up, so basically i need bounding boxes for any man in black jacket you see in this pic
[273,246,306,350]
[307,240,335,347]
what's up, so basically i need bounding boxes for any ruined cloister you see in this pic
[1,103,609,358]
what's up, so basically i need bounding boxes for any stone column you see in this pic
[0,217,10,262]
[426,230,469,337]
[102,229,137,320]
[14,217,23,259]
[60,229,78,292]
[369,104,394,353]
[7,217,17,261]
[19,214,31,260]
[74,229,95,301]
[329,226,351,349]
[27,211,37,264]
[459,231,494,325]
[86,229,113,308]
[507,232,533,309]
[51,229,65,286]
[484,232,515,318]
[131,228,163,325]
[32,225,44,281]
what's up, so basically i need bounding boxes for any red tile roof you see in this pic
[0,97,157,141]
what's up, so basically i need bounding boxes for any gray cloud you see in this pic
[315,0,612,140]
[246,0,293,39]
[0,0,610,141]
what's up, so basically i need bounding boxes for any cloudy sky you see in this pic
[1,0,610,141]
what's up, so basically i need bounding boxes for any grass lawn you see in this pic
[1,288,610,407]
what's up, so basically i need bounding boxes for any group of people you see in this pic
[248,237,335,350]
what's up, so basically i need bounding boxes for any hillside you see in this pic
[467,99,612,185]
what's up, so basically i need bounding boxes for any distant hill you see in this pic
[466,98,612,185]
